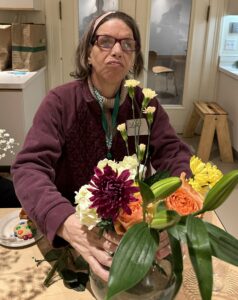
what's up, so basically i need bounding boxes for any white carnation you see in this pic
[97,158,118,171]
[117,154,139,179]
[119,154,138,169]
[75,185,100,230]
[142,88,157,99]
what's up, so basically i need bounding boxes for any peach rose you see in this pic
[165,172,203,216]
[114,195,143,235]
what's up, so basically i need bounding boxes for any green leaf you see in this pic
[60,268,89,291]
[205,222,238,266]
[144,170,170,186]
[106,222,158,300]
[74,256,89,270]
[168,231,183,298]
[44,261,60,287]
[43,247,69,287]
[61,268,79,284]
[167,223,187,242]
[150,210,181,230]
[195,170,238,215]
[186,216,212,300]
[138,180,155,207]
[44,248,64,262]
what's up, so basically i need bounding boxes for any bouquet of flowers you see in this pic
[74,80,238,300]
[0,128,18,160]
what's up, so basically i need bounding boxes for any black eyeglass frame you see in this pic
[91,35,138,52]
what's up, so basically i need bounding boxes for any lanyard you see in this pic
[94,89,120,159]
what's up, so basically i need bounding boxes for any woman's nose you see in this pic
[111,42,123,57]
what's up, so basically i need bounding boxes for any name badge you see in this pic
[126,118,149,136]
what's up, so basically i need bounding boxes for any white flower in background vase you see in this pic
[0,129,19,160]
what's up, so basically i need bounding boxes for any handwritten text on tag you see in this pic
[126,119,149,136]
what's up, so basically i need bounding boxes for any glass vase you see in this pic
[90,257,176,300]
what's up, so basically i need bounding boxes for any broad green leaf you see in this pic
[44,248,64,262]
[106,222,158,300]
[74,255,89,270]
[186,216,212,300]
[60,269,89,291]
[205,222,238,266]
[44,260,62,287]
[194,170,238,215]
[138,180,155,207]
[168,223,187,242]
[43,247,69,287]
[60,268,79,284]
[150,210,181,230]
[168,231,183,298]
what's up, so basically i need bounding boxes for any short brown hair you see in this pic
[71,11,144,80]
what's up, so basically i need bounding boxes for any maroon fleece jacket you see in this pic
[11,79,192,246]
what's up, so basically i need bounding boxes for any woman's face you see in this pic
[89,19,136,87]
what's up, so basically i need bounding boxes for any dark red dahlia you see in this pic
[88,165,139,220]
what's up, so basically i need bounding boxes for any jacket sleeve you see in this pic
[149,99,193,177]
[11,91,75,247]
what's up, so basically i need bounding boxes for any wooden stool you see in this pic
[183,101,233,162]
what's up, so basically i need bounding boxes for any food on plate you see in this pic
[14,219,37,240]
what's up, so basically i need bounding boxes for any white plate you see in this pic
[0,209,43,248]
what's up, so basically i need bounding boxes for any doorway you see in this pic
[78,0,118,38]
[147,0,192,105]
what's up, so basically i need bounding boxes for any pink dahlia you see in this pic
[88,165,139,220]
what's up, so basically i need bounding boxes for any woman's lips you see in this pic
[107,60,123,67]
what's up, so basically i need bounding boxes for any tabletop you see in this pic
[0,208,238,300]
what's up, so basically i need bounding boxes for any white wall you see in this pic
[217,0,238,152]
[227,0,238,14]
[217,71,238,152]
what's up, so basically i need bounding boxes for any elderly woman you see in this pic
[11,11,192,281]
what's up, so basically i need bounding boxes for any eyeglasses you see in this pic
[93,35,137,52]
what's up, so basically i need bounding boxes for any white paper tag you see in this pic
[126,118,149,136]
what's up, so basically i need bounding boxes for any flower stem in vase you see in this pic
[90,256,176,300]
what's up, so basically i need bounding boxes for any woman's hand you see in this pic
[156,231,171,260]
[57,214,121,282]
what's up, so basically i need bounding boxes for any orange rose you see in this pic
[114,195,143,235]
[165,172,203,216]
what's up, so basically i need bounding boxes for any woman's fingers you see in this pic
[102,238,117,254]
[87,255,110,282]
[103,230,121,245]
[90,247,113,267]
[156,245,171,260]
[156,231,171,259]
[72,239,113,281]
[57,214,121,281]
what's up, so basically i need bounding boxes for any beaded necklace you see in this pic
[93,88,120,159]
